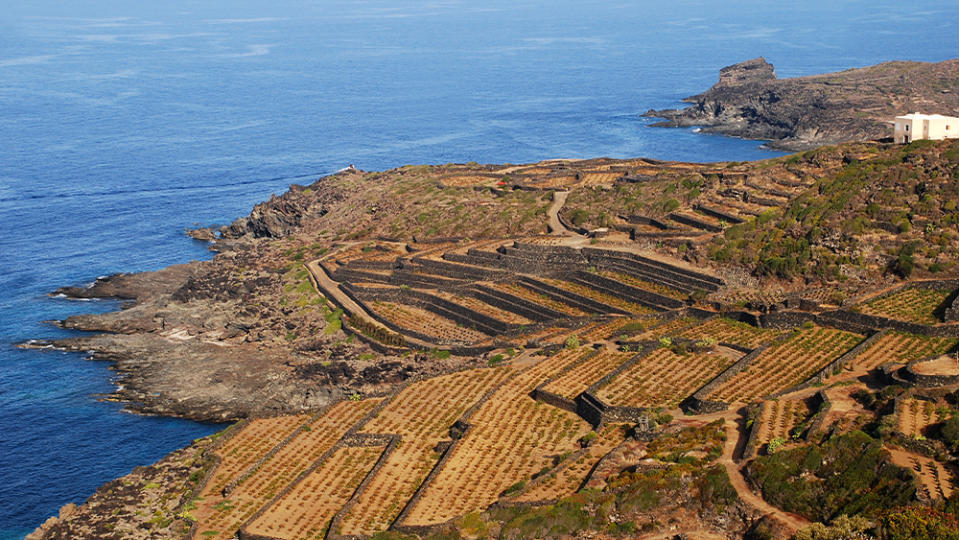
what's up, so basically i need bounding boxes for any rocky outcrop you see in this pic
[223,182,341,239]
[645,57,959,150]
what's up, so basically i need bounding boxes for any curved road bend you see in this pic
[304,259,435,349]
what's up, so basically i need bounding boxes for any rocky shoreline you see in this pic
[645,57,959,150]
[22,176,477,422]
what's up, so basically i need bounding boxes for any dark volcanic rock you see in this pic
[645,57,959,150]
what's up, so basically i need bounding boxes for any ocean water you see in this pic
[1,0,957,537]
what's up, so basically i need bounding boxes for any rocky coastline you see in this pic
[645,57,959,150]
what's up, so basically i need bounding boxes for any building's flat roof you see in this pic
[896,112,959,121]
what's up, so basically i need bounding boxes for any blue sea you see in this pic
[1,1,956,537]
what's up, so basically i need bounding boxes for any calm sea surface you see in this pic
[1,1,956,536]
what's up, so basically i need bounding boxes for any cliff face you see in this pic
[645,57,959,150]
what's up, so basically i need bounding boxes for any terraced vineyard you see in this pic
[708,326,863,404]
[897,398,943,438]
[596,346,739,409]
[542,278,653,314]
[626,317,699,341]
[431,291,533,325]
[368,301,489,343]
[888,449,956,500]
[541,348,635,400]
[678,317,782,349]
[580,171,622,185]
[402,349,594,526]
[852,331,956,371]
[510,424,628,503]
[595,270,687,299]
[203,415,310,497]
[856,287,952,325]
[194,400,380,540]
[491,282,587,317]
[245,445,385,540]
[579,317,637,342]
[754,398,813,447]
[337,367,513,536]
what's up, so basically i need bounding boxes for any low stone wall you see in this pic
[745,192,784,207]
[581,247,724,291]
[742,403,765,460]
[818,309,959,337]
[405,257,509,282]
[682,344,771,414]
[758,310,816,330]
[902,356,959,387]
[469,285,568,322]
[693,203,745,224]
[667,212,723,233]
[803,390,834,443]
[332,267,393,285]
[622,214,673,230]
[519,276,628,315]
[530,388,578,414]
[572,271,685,311]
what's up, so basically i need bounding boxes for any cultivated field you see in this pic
[856,287,952,325]
[337,367,514,536]
[203,415,310,497]
[626,317,699,341]
[510,424,629,503]
[754,398,814,447]
[402,349,594,526]
[542,278,652,314]
[897,398,943,438]
[431,291,533,325]
[194,400,380,540]
[596,346,741,409]
[368,301,489,343]
[888,448,956,500]
[541,348,635,400]
[595,270,687,300]
[708,326,863,404]
[245,445,385,540]
[850,331,956,371]
[491,282,587,317]
[678,317,782,349]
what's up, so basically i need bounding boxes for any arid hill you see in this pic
[26,139,959,540]
[645,57,959,150]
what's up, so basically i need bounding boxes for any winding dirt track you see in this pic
[720,412,810,534]
[547,190,573,235]
[304,259,435,349]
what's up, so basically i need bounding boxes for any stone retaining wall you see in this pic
[581,247,723,291]
[405,257,510,282]
[667,212,723,233]
[902,356,959,387]
[682,344,771,414]
[803,390,834,443]
[519,276,628,315]
[693,204,745,224]
[571,271,685,311]
[470,285,569,321]
[621,214,673,230]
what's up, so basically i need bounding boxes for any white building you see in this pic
[894,112,959,143]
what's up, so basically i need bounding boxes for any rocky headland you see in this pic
[645,57,959,150]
